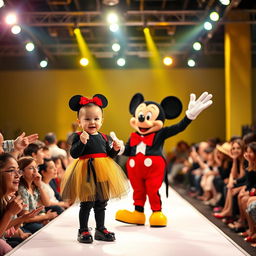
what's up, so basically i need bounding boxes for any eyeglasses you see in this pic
[1,169,23,176]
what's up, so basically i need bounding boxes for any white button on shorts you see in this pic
[144,158,152,167]
[129,159,135,167]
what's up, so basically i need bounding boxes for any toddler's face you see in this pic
[78,105,103,135]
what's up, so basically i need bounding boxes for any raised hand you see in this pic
[80,131,89,144]
[33,172,42,188]
[14,132,39,152]
[186,92,213,120]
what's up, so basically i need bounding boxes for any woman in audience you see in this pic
[39,158,70,215]
[199,146,220,205]
[213,139,246,220]
[52,156,66,193]
[18,156,58,233]
[0,153,42,254]
[228,142,256,234]
[210,142,233,211]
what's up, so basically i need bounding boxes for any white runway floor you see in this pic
[7,186,249,256]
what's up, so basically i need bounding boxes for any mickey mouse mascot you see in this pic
[115,92,213,227]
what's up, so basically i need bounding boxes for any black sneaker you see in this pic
[94,228,115,241]
[77,231,93,244]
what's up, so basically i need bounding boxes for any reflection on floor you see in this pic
[7,186,249,256]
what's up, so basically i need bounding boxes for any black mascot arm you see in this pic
[161,116,192,139]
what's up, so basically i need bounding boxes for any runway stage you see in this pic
[6,186,249,256]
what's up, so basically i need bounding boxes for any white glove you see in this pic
[110,131,125,155]
[185,92,213,120]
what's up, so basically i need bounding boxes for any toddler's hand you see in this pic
[110,131,124,154]
[80,131,89,144]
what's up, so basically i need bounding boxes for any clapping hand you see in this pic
[6,195,25,216]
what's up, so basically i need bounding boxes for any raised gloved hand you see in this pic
[186,92,213,120]
[110,131,125,155]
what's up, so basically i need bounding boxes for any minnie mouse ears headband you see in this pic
[69,94,108,112]
[129,93,182,120]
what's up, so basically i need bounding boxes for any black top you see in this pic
[124,116,192,157]
[70,132,118,159]
[235,170,256,190]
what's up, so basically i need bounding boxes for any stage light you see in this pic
[109,23,119,32]
[117,57,126,67]
[204,21,213,31]
[0,0,5,8]
[5,13,17,25]
[163,57,173,66]
[80,57,89,67]
[40,59,48,68]
[219,0,230,6]
[107,13,118,24]
[25,42,35,52]
[103,0,119,6]
[193,42,202,51]
[187,59,196,67]
[112,43,121,52]
[210,12,219,22]
[11,25,21,35]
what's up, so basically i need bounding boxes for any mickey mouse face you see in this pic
[129,93,183,135]
[130,102,164,135]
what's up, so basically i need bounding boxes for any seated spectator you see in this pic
[167,140,190,184]
[213,139,246,220]
[18,157,57,233]
[44,133,67,159]
[52,156,66,194]
[39,158,70,215]
[0,153,41,254]
[23,142,45,165]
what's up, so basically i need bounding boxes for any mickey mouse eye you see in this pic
[146,112,152,120]
[138,112,145,122]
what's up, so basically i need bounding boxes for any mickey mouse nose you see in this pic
[138,114,145,122]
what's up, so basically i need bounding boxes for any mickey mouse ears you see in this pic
[129,93,182,120]
[161,96,182,119]
[69,94,108,112]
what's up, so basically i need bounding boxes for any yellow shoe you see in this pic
[115,210,146,225]
[149,211,167,227]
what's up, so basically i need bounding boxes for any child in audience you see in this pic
[61,94,128,243]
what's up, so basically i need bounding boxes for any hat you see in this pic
[216,142,231,157]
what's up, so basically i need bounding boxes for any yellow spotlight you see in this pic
[74,28,94,65]
[80,57,89,67]
[143,27,160,67]
[163,57,173,66]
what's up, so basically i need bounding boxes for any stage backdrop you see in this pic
[0,68,254,152]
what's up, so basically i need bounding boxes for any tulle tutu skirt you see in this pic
[61,157,129,202]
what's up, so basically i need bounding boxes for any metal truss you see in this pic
[16,10,206,27]
[0,42,227,57]
[5,9,255,27]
